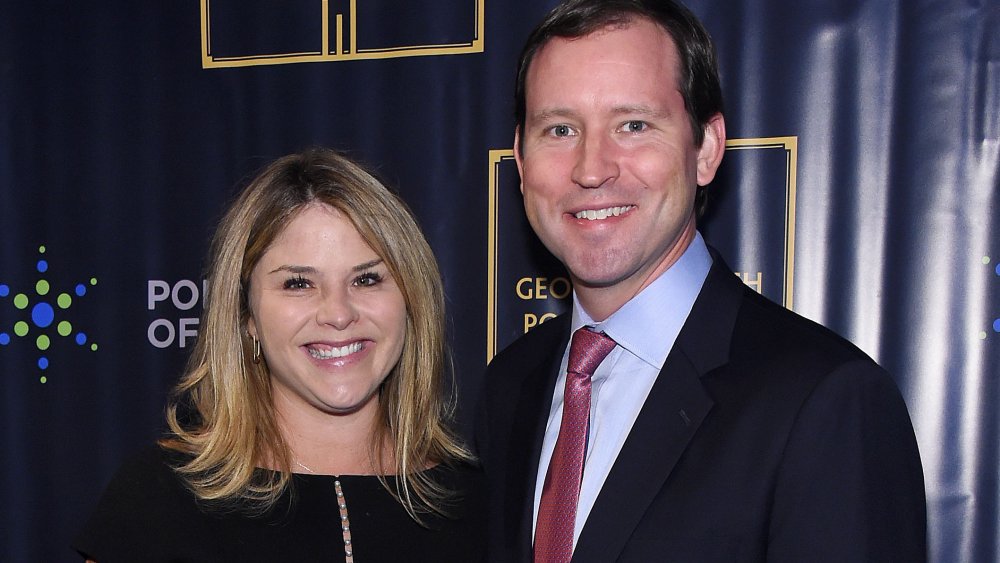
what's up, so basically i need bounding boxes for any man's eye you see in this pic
[354,271,384,287]
[622,120,648,133]
[283,276,310,290]
[550,125,572,137]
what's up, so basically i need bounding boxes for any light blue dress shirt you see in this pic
[531,232,713,549]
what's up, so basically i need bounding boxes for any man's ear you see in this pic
[514,126,525,195]
[696,113,726,186]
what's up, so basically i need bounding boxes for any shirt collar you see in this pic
[571,232,712,370]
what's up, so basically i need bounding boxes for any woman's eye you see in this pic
[283,276,311,290]
[354,271,384,287]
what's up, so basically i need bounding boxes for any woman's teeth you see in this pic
[308,342,363,359]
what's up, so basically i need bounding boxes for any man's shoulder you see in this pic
[487,313,569,372]
[702,282,914,445]
[705,282,908,416]
[733,286,872,368]
[679,257,874,381]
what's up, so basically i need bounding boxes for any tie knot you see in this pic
[567,328,616,377]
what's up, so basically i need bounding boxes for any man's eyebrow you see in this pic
[528,108,579,122]
[528,105,671,122]
[610,104,670,118]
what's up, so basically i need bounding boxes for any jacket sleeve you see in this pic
[766,360,927,562]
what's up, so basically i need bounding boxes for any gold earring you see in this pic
[252,336,261,364]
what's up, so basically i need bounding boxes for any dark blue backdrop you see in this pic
[1,1,997,561]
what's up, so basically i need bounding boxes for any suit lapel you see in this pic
[571,354,713,562]
[572,252,744,563]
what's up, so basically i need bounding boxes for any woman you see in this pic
[74,148,484,562]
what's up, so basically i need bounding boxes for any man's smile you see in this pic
[572,205,635,221]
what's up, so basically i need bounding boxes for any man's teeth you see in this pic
[309,342,363,359]
[574,205,634,220]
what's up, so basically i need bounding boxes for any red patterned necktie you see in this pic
[534,328,617,563]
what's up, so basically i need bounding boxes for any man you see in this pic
[476,1,926,562]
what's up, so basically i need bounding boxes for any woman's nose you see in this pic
[315,287,359,329]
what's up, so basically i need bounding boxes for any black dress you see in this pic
[73,446,486,562]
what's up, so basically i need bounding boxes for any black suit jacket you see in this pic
[476,252,926,562]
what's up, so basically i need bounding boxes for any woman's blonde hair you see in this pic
[161,148,471,520]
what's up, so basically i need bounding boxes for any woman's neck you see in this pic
[274,393,391,475]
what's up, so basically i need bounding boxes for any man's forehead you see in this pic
[530,19,678,76]
[540,17,676,56]
[525,20,682,101]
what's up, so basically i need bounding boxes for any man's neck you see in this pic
[575,219,697,321]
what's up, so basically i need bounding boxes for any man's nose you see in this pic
[570,133,619,189]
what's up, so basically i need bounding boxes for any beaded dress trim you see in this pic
[334,479,354,562]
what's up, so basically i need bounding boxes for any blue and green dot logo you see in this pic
[0,245,98,383]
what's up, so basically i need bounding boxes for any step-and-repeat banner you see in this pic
[2,1,997,561]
